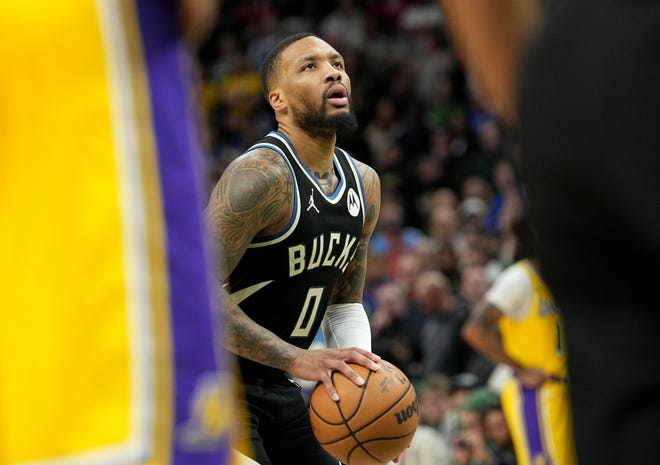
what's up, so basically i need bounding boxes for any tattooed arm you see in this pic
[320,161,381,353]
[206,148,380,399]
[206,148,297,370]
[462,299,549,388]
[329,161,381,305]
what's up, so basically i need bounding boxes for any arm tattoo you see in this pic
[223,295,296,371]
[330,162,381,304]
[206,149,293,274]
[206,149,298,368]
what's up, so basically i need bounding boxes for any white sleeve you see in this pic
[485,263,533,320]
[322,303,372,351]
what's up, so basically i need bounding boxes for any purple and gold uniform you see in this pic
[0,2,233,464]
[487,260,575,465]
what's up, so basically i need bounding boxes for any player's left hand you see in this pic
[287,346,381,401]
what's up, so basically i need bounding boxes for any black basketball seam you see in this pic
[337,368,373,421]
[360,429,416,444]
[346,439,381,465]
[310,399,346,427]
[346,430,417,464]
[330,369,372,452]
[310,368,374,428]
[350,381,414,435]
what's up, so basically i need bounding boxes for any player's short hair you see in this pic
[260,32,317,98]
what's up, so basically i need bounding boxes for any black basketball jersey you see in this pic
[227,131,366,382]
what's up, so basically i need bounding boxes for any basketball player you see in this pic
[0,1,238,465]
[462,218,576,465]
[438,1,660,463]
[205,33,382,465]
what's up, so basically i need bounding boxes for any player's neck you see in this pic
[278,124,336,173]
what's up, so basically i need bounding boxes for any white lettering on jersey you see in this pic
[288,232,359,277]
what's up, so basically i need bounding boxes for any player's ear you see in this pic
[268,88,286,111]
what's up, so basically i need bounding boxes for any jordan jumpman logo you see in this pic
[307,189,319,213]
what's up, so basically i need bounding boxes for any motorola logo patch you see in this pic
[347,188,360,217]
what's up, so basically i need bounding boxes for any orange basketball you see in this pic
[309,359,419,465]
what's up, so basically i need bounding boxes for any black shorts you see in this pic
[235,375,339,465]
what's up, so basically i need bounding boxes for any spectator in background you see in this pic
[432,241,460,289]
[456,196,489,234]
[244,4,283,71]
[367,0,412,34]
[376,143,407,194]
[456,264,495,384]
[363,98,404,168]
[363,249,389,315]
[450,407,493,465]
[407,237,435,273]
[406,154,449,227]
[430,187,460,212]
[484,404,517,465]
[212,51,263,151]
[427,72,465,128]
[449,388,516,465]
[445,106,474,173]
[401,14,453,104]
[418,373,453,430]
[361,14,408,83]
[370,282,423,379]
[428,204,460,249]
[484,157,526,236]
[318,0,366,53]
[457,264,491,310]
[444,118,504,193]
[412,270,474,378]
[455,227,494,269]
[460,175,493,207]
[214,51,262,122]
[442,372,479,438]
[370,191,426,280]
[397,114,449,226]
[392,251,426,300]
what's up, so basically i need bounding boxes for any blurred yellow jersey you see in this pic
[487,260,575,465]
[0,2,233,465]
[493,260,567,378]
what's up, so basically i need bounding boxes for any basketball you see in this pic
[309,359,419,465]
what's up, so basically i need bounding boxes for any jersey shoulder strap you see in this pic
[245,131,297,162]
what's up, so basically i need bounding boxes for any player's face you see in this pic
[278,36,357,134]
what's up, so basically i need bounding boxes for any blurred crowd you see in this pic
[199,1,529,464]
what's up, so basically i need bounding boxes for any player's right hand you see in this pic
[287,347,381,401]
